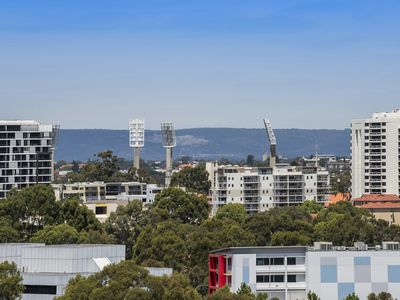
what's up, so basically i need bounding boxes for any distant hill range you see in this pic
[55,128,351,162]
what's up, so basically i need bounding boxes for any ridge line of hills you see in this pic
[56,128,351,162]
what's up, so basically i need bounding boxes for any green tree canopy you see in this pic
[0,261,24,300]
[170,165,211,195]
[153,188,210,225]
[216,203,247,224]
[57,260,201,300]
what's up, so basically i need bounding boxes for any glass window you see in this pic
[287,257,296,265]
[287,275,296,282]
[271,258,284,265]
[256,258,270,265]
[271,275,284,282]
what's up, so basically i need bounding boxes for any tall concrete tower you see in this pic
[129,119,145,171]
[161,122,176,187]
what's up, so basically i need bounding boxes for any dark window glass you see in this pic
[287,275,296,282]
[287,257,296,265]
[24,285,57,295]
[272,258,284,265]
[272,275,284,282]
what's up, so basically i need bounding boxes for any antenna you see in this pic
[263,118,277,168]
[161,122,176,186]
[129,119,145,170]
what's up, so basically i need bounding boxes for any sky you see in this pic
[0,0,399,130]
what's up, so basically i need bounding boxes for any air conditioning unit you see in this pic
[354,241,368,251]
[313,242,333,251]
[382,242,399,251]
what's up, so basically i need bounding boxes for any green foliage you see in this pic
[30,224,81,244]
[307,291,321,300]
[216,203,247,224]
[57,260,201,300]
[60,197,102,231]
[343,293,359,300]
[0,185,61,238]
[368,292,393,300]
[153,187,210,225]
[314,202,378,246]
[330,171,351,195]
[0,219,19,243]
[301,200,324,214]
[0,261,24,300]
[170,166,211,195]
[104,200,144,259]
[237,282,253,296]
[271,231,311,246]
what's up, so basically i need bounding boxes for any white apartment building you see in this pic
[206,162,330,214]
[351,109,400,198]
[209,242,400,300]
[0,120,58,198]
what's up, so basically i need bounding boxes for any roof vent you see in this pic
[313,242,333,251]
[382,242,399,251]
[354,241,368,251]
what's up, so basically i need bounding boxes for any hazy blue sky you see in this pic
[1,0,399,129]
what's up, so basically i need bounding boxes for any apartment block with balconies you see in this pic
[351,109,400,198]
[0,120,58,198]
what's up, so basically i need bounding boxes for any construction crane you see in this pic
[263,118,277,168]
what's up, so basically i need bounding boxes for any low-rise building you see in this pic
[352,194,400,225]
[53,182,163,204]
[209,241,400,300]
[206,162,330,215]
[0,243,125,299]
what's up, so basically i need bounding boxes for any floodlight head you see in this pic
[161,122,176,147]
[129,119,145,148]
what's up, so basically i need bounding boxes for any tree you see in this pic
[307,291,321,300]
[170,166,211,195]
[105,200,146,259]
[0,185,61,238]
[153,188,210,225]
[344,293,359,300]
[30,224,81,245]
[330,171,351,195]
[57,260,201,300]
[271,231,311,246]
[301,200,324,214]
[368,292,393,300]
[237,282,253,296]
[0,219,19,243]
[60,197,102,232]
[0,261,24,300]
[216,204,247,224]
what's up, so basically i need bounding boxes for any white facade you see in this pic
[0,120,58,198]
[210,242,400,300]
[0,243,125,299]
[351,109,400,198]
[206,162,330,214]
[52,181,163,203]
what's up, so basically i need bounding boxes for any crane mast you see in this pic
[263,118,277,168]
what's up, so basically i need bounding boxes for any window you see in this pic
[95,206,107,215]
[256,275,269,283]
[24,285,57,295]
[271,257,284,265]
[287,275,297,282]
[271,275,284,282]
[287,257,296,265]
[256,258,269,265]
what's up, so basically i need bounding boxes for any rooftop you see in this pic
[352,194,400,203]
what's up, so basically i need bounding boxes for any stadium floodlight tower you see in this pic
[263,118,277,168]
[129,119,145,170]
[161,122,176,187]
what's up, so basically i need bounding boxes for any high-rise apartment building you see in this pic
[351,109,400,198]
[0,120,58,198]
[206,162,330,214]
